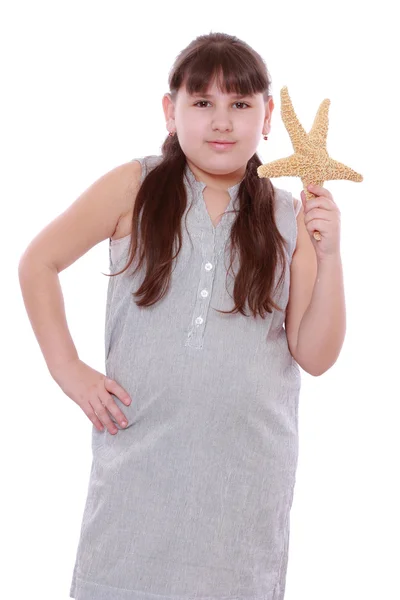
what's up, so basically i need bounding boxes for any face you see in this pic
[162,78,274,188]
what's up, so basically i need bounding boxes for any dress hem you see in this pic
[70,575,281,600]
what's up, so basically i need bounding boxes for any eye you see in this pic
[194,101,250,109]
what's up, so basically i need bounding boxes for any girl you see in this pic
[18,32,345,600]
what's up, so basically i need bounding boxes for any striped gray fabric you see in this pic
[69,155,302,600]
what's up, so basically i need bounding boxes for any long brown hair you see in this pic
[107,32,289,319]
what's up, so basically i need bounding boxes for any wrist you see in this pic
[317,253,342,265]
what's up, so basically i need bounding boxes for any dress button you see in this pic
[195,316,203,325]
[200,289,208,298]
[205,262,213,271]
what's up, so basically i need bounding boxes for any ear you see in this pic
[162,93,175,124]
[264,96,274,129]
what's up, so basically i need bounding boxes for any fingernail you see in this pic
[121,421,127,427]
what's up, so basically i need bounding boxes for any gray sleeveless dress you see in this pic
[69,155,302,600]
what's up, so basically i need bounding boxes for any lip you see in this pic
[208,141,236,150]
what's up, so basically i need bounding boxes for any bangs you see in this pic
[174,43,269,99]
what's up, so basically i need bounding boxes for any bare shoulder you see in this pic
[19,158,143,273]
[284,197,318,367]
[120,159,143,215]
[113,159,143,239]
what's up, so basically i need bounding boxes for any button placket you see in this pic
[183,163,241,350]
[185,237,216,349]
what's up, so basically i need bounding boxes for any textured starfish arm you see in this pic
[257,155,303,179]
[308,98,330,148]
[280,87,308,152]
[326,159,363,182]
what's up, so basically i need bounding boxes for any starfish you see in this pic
[257,86,363,240]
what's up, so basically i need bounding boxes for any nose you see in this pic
[211,107,233,132]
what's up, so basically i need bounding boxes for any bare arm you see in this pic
[18,159,142,382]
[18,259,79,381]
[18,257,134,435]
[295,255,346,376]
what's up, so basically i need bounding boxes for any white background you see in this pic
[2,1,399,598]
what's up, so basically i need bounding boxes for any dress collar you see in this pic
[183,162,243,234]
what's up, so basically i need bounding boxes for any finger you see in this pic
[90,396,120,434]
[104,377,132,406]
[99,388,129,430]
[307,184,333,201]
[305,219,327,234]
[304,209,331,224]
[303,197,334,213]
[81,402,105,432]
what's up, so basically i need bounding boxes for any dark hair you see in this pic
[106,32,289,318]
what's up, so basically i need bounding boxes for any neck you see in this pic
[186,159,245,191]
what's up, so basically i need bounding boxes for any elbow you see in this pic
[293,352,336,377]
[298,363,324,377]
[292,342,343,378]
[308,367,327,377]
[304,360,338,377]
